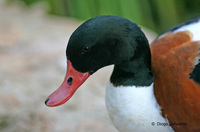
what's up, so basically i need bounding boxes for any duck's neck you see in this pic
[106,45,172,131]
[110,37,154,87]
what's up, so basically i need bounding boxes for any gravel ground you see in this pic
[0,1,156,132]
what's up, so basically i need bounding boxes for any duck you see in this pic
[45,15,200,132]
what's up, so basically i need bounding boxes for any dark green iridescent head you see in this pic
[66,15,153,86]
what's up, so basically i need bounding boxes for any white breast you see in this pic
[106,82,174,132]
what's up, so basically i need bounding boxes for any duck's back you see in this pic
[150,16,200,132]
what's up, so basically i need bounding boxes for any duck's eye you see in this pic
[81,47,90,54]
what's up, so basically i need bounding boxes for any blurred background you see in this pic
[7,0,200,33]
[0,0,199,132]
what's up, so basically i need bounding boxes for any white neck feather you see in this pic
[106,82,174,132]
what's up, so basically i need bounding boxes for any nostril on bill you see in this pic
[45,98,50,105]
[67,77,73,86]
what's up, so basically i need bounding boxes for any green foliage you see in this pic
[10,0,200,33]
[8,0,42,5]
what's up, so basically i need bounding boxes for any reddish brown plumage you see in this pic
[151,31,200,132]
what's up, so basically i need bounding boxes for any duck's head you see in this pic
[45,15,151,107]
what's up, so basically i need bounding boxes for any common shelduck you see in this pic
[45,15,200,132]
